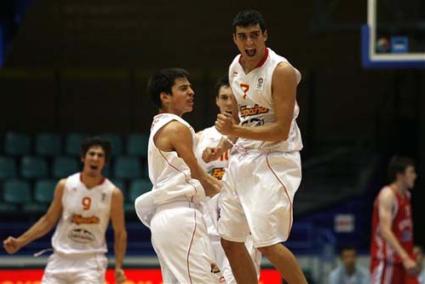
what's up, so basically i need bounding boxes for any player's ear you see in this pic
[160,92,171,105]
[263,30,268,42]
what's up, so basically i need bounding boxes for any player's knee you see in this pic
[257,244,278,257]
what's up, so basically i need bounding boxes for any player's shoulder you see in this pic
[163,119,190,133]
[378,186,396,203]
[274,61,298,77]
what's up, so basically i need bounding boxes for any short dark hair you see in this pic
[388,156,415,182]
[147,68,190,108]
[214,75,230,97]
[232,9,267,33]
[339,245,357,256]
[80,136,112,163]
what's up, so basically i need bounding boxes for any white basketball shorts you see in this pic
[218,150,301,248]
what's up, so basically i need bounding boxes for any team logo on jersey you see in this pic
[210,168,225,180]
[68,228,96,243]
[240,83,250,99]
[257,77,264,89]
[239,104,269,118]
[71,214,100,225]
[101,193,106,202]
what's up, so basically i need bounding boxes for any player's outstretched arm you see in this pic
[3,179,65,254]
[110,187,127,284]
[216,62,297,142]
[378,189,418,275]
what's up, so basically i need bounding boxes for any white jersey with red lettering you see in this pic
[51,173,114,256]
[228,47,302,152]
[219,48,303,248]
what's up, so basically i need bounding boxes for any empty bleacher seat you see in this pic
[111,179,126,193]
[21,156,48,178]
[4,132,31,156]
[127,133,149,158]
[114,156,141,179]
[129,178,152,197]
[0,156,17,179]
[125,178,151,213]
[2,179,31,205]
[52,156,79,178]
[101,134,123,157]
[35,133,61,156]
[34,179,56,203]
[23,179,57,213]
[65,133,85,156]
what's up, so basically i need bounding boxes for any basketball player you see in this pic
[370,156,419,283]
[212,9,307,284]
[134,68,222,283]
[3,137,127,284]
[195,75,261,283]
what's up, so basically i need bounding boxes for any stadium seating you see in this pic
[52,156,79,178]
[4,132,31,156]
[35,133,61,156]
[0,132,150,217]
[0,156,17,179]
[65,133,85,156]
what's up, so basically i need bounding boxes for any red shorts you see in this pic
[371,259,419,284]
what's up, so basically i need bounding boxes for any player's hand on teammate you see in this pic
[202,147,222,163]
[115,267,126,283]
[402,256,419,276]
[3,236,23,254]
[204,175,221,197]
[215,113,235,136]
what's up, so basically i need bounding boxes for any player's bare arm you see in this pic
[155,121,220,197]
[3,179,65,254]
[216,62,297,142]
[110,187,127,284]
[378,188,418,274]
[202,136,235,163]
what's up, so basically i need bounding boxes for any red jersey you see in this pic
[370,186,414,263]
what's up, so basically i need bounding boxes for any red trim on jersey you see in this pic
[186,208,197,284]
[265,153,293,234]
[256,47,269,68]
[79,173,105,186]
[238,47,269,69]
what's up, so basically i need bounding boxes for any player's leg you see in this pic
[238,151,306,282]
[221,239,257,284]
[258,243,306,284]
[218,161,257,284]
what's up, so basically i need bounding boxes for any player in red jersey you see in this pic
[370,156,420,283]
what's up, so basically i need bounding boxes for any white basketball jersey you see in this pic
[147,113,205,204]
[52,173,114,255]
[229,48,303,152]
[195,126,230,180]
